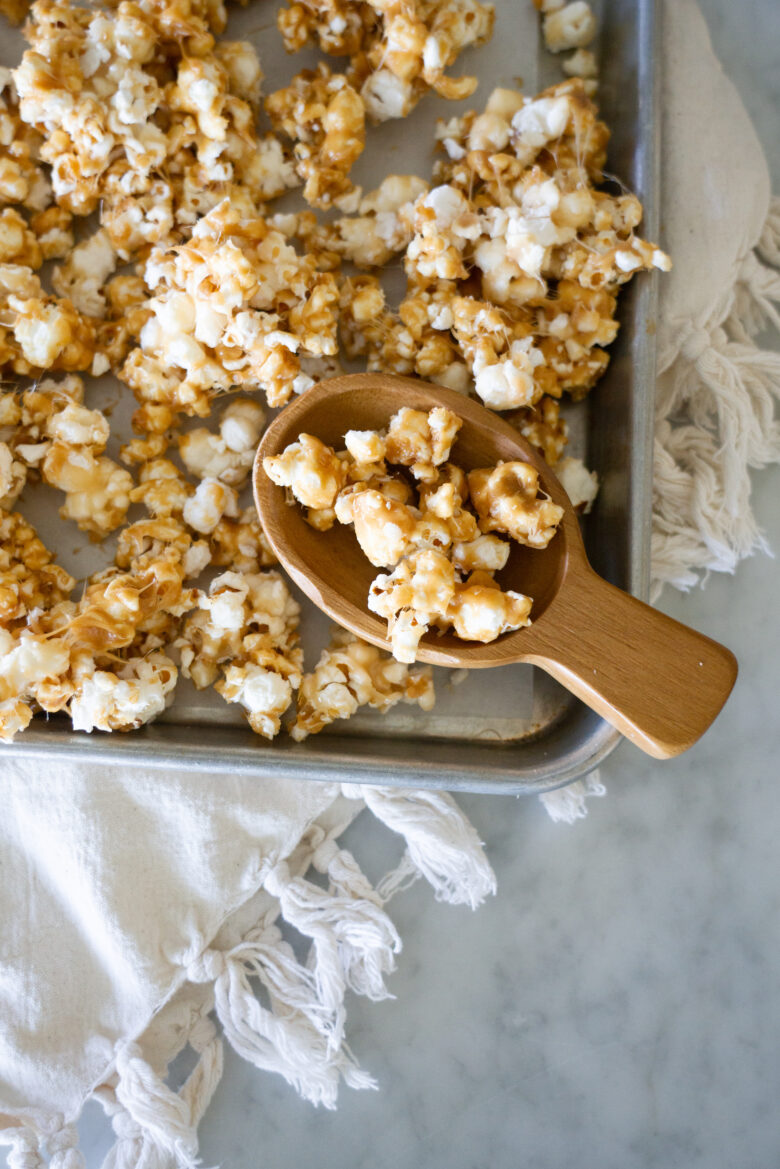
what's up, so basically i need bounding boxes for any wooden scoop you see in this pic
[254,373,737,759]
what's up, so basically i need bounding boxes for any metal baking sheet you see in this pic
[0,0,660,793]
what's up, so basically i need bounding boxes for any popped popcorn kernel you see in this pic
[468,460,564,548]
[543,2,596,53]
[121,200,339,418]
[179,397,265,489]
[385,405,462,481]
[177,569,301,737]
[291,627,434,740]
[69,652,178,733]
[264,433,348,511]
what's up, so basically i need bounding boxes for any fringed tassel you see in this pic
[756,194,780,267]
[177,1018,223,1133]
[96,1098,173,1169]
[96,1044,200,1169]
[0,1127,44,1169]
[310,838,399,1000]
[263,861,401,1011]
[342,786,496,909]
[539,772,607,824]
[186,927,375,1109]
[728,251,780,341]
[45,1122,86,1169]
[651,322,780,597]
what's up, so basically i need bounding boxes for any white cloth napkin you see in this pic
[2,1,779,1165]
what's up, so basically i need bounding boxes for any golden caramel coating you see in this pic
[277,0,494,121]
[0,440,26,508]
[468,461,564,549]
[266,64,366,210]
[129,458,192,519]
[278,0,375,56]
[263,432,348,510]
[0,507,74,627]
[177,569,302,738]
[121,200,339,419]
[0,266,97,377]
[15,0,296,255]
[385,405,462,480]
[0,547,197,740]
[0,207,42,267]
[316,174,428,268]
[115,516,210,580]
[208,505,278,573]
[41,443,133,536]
[341,488,420,567]
[68,652,178,733]
[178,398,266,489]
[509,396,568,466]
[0,67,50,213]
[368,547,456,662]
[291,627,434,740]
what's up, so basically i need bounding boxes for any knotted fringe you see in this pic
[12,785,493,1163]
[538,771,607,824]
[651,196,780,600]
[90,1020,221,1169]
[342,785,497,908]
[186,921,375,1109]
[0,1127,43,1169]
[0,1120,86,1169]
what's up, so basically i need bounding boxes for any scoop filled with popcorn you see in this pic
[255,373,737,760]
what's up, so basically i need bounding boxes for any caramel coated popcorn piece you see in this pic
[555,454,598,513]
[0,266,96,377]
[447,572,532,642]
[69,652,178,733]
[468,461,564,549]
[121,200,339,418]
[368,547,456,662]
[542,2,596,53]
[51,230,116,319]
[0,441,26,508]
[509,396,568,466]
[41,441,134,536]
[264,432,347,510]
[0,68,50,212]
[208,505,277,573]
[0,507,74,626]
[266,64,365,209]
[179,398,266,489]
[177,569,302,738]
[385,406,462,481]
[291,627,434,740]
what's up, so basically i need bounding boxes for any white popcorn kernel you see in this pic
[362,70,414,121]
[51,229,116,318]
[543,2,597,53]
[182,478,239,533]
[555,455,599,512]
[562,48,598,78]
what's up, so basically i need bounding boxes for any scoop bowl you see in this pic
[254,373,737,759]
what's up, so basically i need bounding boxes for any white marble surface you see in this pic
[11,1,780,1166]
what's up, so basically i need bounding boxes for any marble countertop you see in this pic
[68,1,778,1166]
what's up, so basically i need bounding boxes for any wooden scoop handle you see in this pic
[524,569,738,759]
